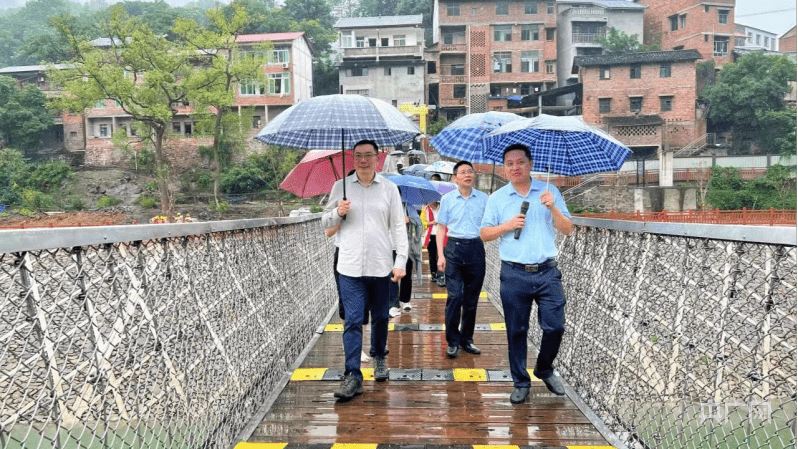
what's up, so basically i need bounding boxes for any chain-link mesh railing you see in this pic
[0,216,336,449]
[484,219,796,449]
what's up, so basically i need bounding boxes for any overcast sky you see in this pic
[8,0,798,35]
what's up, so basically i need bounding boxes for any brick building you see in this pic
[780,26,796,55]
[0,32,313,169]
[635,0,735,67]
[429,0,558,121]
[574,49,704,186]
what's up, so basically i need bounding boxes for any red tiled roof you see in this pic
[236,32,305,43]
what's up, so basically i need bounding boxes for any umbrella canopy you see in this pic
[382,173,442,207]
[483,114,631,176]
[430,180,456,196]
[429,111,524,163]
[279,149,387,198]
[424,160,456,175]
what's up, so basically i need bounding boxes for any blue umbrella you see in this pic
[382,173,442,207]
[256,94,420,200]
[429,111,524,163]
[483,114,632,180]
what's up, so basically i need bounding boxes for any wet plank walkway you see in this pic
[243,250,614,448]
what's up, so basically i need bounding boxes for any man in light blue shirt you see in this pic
[436,160,488,359]
[480,144,573,404]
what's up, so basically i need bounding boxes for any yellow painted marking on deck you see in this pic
[432,291,488,299]
[234,444,287,449]
[388,323,395,331]
[453,368,487,381]
[290,368,326,381]
[361,368,375,381]
[525,369,543,382]
[330,444,379,449]
[489,322,506,331]
[325,324,344,332]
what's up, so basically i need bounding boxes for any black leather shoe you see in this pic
[334,374,362,401]
[445,345,459,358]
[510,387,529,404]
[541,374,566,395]
[374,356,389,381]
[460,343,481,354]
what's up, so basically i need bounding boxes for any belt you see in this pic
[447,237,481,242]
[503,259,557,273]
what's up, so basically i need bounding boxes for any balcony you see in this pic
[440,97,467,107]
[440,43,466,53]
[439,64,467,83]
[343,45,423,59]
[572,32,605,44]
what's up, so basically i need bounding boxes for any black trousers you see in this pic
[443,237,486,347]
[427,235,438,277]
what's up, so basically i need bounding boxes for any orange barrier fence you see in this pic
[576,208,797,226]
[515,168,771,189]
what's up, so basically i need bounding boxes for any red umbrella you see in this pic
[279,149,387,198]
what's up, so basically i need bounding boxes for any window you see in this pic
[451,64,465,75]
[545,60,555,73]
[546,28,555,41]
[660,63,671,78]
[599,66,610,79]
[472,7,477,14]
[99,124,109,137]
[407,66,415,75]
[669,15,678,31]
[394,35,406,46]
[496,1,509,15]
[547,0,554,14]
[115,100,123,108]
[520,84,531,95]
[384,67,392,76]
[520,51,539,73]
[356,36,365,48]
[629,64,641,79]
[660,96,673,112]
[94,100,105,108]
[453,84,467,98]
[490,85,502,96]
[240,79,262,95]
[494,25,512,42]
[70,131,77,138]
[521,24,539,41]
[368,38,377,47]
[447,2,460,16]
[747,32,753,43]
[341,31,353,47]
[269,73,290,94]
[680,14,686,29]
[756,34,761,45]
[392,100,397,106]
[629,97,642,112]
[184,123,192,136]
[764,37,769,47]
[525,1,537,14]
[253,116,261,129]
[428,61,437,73]
[493,51,512,73]
[271,49,290,63]
[718,9,728,24]
[599,98,611,113]
[173,122,181,134]
[346,89,369,96]
[446,110,462,122]
[714,36,729,56]
[381,38,389,46]
[349,67,369,76]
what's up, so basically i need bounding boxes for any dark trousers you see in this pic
[339,274,390,380]
[427,235,438,277]
[500,261,566,387]
[443,237,486,347]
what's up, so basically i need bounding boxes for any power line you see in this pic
[737,8,797,18]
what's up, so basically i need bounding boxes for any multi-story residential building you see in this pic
[556,0,646,104]
[335,15,426,106]
[636,0,735,67]
[574,49,704,186]
[734,24,778,52]
[0,32,313,168]
[429,0,558,121]
[779,26,796,55]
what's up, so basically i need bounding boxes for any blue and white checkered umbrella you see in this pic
[483,114,631,177]
[429,111,523,163]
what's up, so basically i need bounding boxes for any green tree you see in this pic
[705,165,796,210]
[174,1,268,207]
[0,76,53,150]
[313,53,339,96]
[49,6,195,221]
[283,0,334,29]
[0,148,31,206]
[701,52,796,155]
[594,27,659,53]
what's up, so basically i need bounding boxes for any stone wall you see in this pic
[575,185,698,212]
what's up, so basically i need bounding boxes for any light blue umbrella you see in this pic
[382,173,442,207]
[256,94,420,199]
[429,111,524,163]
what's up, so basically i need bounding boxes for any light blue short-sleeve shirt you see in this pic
[481,178,571,264]
[436,187,488,239]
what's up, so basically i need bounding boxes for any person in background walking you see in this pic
[480,143,573,404]
[390,198,423,316]
[436,161,488,359]
[421,200,446,286]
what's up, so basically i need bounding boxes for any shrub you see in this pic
[21,188,53,211]
[310,205,323,213]
[28,160,73,192]
[136,195,158,209]
[214,200,228,213]
[220,166,267,194]
[0,148,31,205]
[96,195,123,208]
[66,196,86,211]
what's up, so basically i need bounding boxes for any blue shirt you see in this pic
[481,178,571,264]
[436,187,488,239]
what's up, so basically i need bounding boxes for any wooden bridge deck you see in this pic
[242,251,614,448]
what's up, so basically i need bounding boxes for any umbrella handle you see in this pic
[341,131,347,221]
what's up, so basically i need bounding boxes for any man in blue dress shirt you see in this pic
[436,161,488,359]
[480,144,573,404]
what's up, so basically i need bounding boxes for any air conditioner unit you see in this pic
[281,62,290,69]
